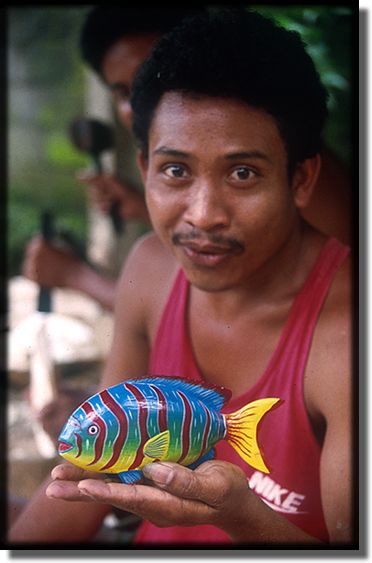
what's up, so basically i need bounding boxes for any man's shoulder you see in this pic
[304,244,352,423]
[115,232,179,324]
[127,231,178,276]
[324,246,351,315]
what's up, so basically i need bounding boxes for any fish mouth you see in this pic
[58,441,73,454]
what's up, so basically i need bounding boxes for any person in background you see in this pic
[9,8,353,546]
[22,7,206,311]
[22,6,352,313]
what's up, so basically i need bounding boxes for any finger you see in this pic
[143,460,245,508]
[51,464,103,482]
[142,462,213,503]
[76,479,167,514]
[46,480,96,502]
[76,479,212,526]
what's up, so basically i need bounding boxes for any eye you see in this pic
[162,164,189,179]
[230,166,256,182]
[88,424,99,436]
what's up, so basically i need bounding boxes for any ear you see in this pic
[136,150,149,184]
[291,154,321,209]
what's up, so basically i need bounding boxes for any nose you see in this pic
[183,182,230,231]
[116,100,132,129]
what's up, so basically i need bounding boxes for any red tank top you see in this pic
[134,238,349,545]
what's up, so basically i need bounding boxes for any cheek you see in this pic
[145,185,185,226]
[233,190,296,244]
[228,197,296,276]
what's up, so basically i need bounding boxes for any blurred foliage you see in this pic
[252,5,353,166]
[9,168,89,277]
[8,6,93,276]
[45,133,90,169]
[8,7,90,87]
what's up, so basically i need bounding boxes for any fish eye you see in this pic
[88,424,99,436]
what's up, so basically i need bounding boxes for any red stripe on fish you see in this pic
[74,432,82,459]
[151,384,168,432]
[201,404,211,454]
[125,383,150,470]
[82,401,107,466]
[99,389,129,471]
[177,391,192,463]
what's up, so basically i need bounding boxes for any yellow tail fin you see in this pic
[225,397,280,474]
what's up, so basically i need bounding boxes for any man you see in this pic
[22,7,205,311]
[9,8,353,546]
[22,7,351,312]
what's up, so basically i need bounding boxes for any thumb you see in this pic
[143,462,209,503]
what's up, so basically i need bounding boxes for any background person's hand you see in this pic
[77,172,150,224]
[22,236,83,289]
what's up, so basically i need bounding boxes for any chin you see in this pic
[182,267,239,293]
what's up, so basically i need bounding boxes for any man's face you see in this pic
[139,92,306,293]
[101,33,159,130]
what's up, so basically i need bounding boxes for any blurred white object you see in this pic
[9,311,100,372]
[7,276,114,459]
[29,319,59,458]
[9,276,102,330]
[8,276,113,372]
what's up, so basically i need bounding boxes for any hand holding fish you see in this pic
[46,376,282,541]
[47,459,257,537]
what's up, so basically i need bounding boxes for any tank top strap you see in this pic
[267,237,350,381]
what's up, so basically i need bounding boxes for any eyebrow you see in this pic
[153,146,190,158]
[153,146,271,162]
[224,150,270,162]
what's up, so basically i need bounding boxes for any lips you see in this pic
[178,238,241,267]
[58,441,73,454]
[184,241,232,254]
[181,245,228,267]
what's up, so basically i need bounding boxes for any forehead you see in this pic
[149,92,285,157]
[101,32,160,85]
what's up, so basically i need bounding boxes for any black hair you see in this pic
[131,8,329,175]
[80,6,207,76]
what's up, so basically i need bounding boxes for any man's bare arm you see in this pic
[23,236,117,310]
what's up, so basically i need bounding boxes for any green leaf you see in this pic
[45,133,89,168]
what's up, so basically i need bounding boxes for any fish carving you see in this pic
[58,376,280,484]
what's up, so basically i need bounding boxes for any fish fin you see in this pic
[135,376,231,411]
[143,430,170,460]
[225,398,281,474]
[188,448,215,470]
[117,470,143,484]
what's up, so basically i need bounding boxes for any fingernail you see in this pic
[78,481,95,495]
[143,463,173,486]
[78,487,94,499]
[78,479,107,499]
[46,483,63,498]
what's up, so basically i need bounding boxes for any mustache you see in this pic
[172,230,245,253]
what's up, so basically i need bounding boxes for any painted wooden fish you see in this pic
[58,377,280,484]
